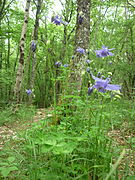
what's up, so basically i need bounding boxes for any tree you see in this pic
[69,0,91,95]
[14,0,31,104]
[28,0,43,103]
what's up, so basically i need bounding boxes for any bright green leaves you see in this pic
[0,156,18,177]
[25,132,86,155]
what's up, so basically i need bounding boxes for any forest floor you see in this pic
[0,108,135,177]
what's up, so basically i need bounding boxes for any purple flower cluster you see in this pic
[95,45,114,58]
[86,44,121,95]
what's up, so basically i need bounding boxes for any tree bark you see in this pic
[28,0,42,104]
[69,0,91,95]
[14,0,31,103]
[0,0,6,21]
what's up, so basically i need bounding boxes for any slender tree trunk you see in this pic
[6,15,10,68]
[0,0,6,21]
[0,20,3,69]
[14,0,31,103]
[69,0,90,95]
[28,0,42,103]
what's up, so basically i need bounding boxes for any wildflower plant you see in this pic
[51,15,68,25]
[81,45,122,97]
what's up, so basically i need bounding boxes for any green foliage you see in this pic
[0,0,135,179]
[0,0,135,106]
[0,156,18,177]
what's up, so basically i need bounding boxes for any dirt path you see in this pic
[108,122,135,177]
[0,108,53,150]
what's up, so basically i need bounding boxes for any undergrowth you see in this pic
[0,98,134,179]
[0,104,36,126]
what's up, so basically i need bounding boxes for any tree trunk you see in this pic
[0,0,6,21]
[6,15,10,68]
[28,0,42,103]
[69,0,90,95]
[14,0,31,103]
[0,20,3,69]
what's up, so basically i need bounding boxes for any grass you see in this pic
[0,97,134,179]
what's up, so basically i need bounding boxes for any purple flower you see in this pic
[51,15,68,25]
[31,41,36,52]
[63,64,68,67]
[101,75,105,79]
[55,61,62,67]
[72,56,75,60]
[51,15,61,25]
[91,73,121,93]
[88,86,94,95]
[26,89,32,95]
[85,59,91,64]
[76,47,85,54]
[95,45,114,58]
[86,67,90,73]
[108,61,113,65]
[78,15,84,24]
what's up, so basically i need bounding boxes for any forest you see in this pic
[0,0,135,179]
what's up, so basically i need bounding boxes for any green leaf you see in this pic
[0,162,9,166]
[7,157,15,162]
[73,136,87,142]
[43,139,57,146]
[40,144,54,153]
[8,166,18,171]
[126,176,135,180]
[0,168,10,177]
[0,166,18,177]
[53,142,77,155]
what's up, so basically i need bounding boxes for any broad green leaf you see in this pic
[53,142,77,155]
[126,176,135,180]
[0,162,9,166]
[0,166,18,177]
[8,166,18,171]
[40,145,54,153]
[43,139,57,146]
[7,157,15,163]
[0,168,10,177]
